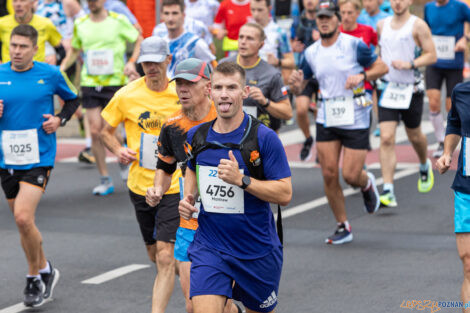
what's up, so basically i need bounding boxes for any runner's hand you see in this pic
[117,147,137,165]
[345,74,364,89]
[218,150,243,187]
[0,100,3,118]
[124,61,138,79]
[42,114,61,134]
[391,60,412,70]
[249,86,267,106]
[437,154,452,174]
[288,70,303,95]
[179,194,197,220]
[146,186,163,207]
[455,37,467,52]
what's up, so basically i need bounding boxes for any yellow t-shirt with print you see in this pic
[101,77,182,196]
[0,14,62,62]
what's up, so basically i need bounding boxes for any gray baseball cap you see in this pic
[170,58,211,83]
[137,37,170,64]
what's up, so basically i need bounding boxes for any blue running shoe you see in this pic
[93,177,114,196]
[325,223,353,245]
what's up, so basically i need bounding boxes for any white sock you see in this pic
[429,111,445,143]
[39,262,51,274]
[26,274,41,279]
[420,161,429,172]
[86,137,92,149]
[339,220,351,231]
[383,183,394,194]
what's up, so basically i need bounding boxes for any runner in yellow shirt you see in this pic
[0,0,62,63]
[100,37,181,313]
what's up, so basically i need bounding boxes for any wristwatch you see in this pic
[262,98,270,108]
[59,117,67,127]
[240,175,251,189]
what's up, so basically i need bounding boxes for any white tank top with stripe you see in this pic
[380,15,418,84]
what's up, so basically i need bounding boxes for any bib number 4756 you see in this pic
[206,185,235,198]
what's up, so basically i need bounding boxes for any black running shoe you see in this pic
[78,147,96,164]
[41,261,60,299]
[300,136,314,161]
[24,277,45,307]
[362,172,380,214]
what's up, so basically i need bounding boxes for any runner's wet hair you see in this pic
[11,24,38,46]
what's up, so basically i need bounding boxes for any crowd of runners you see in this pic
[2,0,470,312]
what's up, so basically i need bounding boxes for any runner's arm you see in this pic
[437,134,460,174]
[124,34,143,78]
[412,19,437,68]
[249,86,293,120]
[60,47,81,72]
[179,168,198,220]
[101,121,137,164]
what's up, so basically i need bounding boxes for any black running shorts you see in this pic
[128,190,180,245]
[0,167,52,199]
[81,86,122,109]
[377,90,424,129]
[316,123,370,150]
[425,66,463,97]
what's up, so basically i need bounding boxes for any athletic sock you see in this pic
[383,183,394,194]
[429,111,445,143]
[26,274,41,280]
[39,262,51,274]
[339,220,351,232]
[420,161,429,172]
[85,137,92,149]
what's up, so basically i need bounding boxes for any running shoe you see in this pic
[24,277,45,307]
[432,142,444,159]
[374,127,380,137]
[78,147,95,164]
[40,261,60,299]
[325,223,353,245]
[92,177,114,196]
[362,172,380,214]
[418,159,434,193]
[379,190,397,207]
[300,136,314,161]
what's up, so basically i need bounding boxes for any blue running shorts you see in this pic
[188,241,283,312]
[455,191,470,233]
[174,227,196,262]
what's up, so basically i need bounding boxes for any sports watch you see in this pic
[240,175,251,189]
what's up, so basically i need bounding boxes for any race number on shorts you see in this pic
[2,129,40,165]
[380,82,414,110]
[179,177,200,218]
[139,133,158,170]
[432,35,455,60]
[86,50,114,76]
[197,165,244,214]
[323,96,355,127]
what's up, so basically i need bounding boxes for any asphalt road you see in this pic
[0,114,464,313]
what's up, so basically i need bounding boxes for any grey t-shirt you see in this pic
[219,55,288,131]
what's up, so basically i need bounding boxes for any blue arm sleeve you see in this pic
[356,41,377,68]
[300,56,313,79]
[446,90,462,136]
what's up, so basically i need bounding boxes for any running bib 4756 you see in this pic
[324,96,355,127]
[139,133,158,170]
[86,50,114,75]
[380,82,414,109]
[197,165,244,214]
[432,35,455,60]
[2,129,40,165]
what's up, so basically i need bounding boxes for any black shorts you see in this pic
[81,86,122,109]
[129,190,180,245]
[0,167,52,199]
[377,90,423,129]
[316,123,370,150]
[300,78,319,99]
[425,66,463,97]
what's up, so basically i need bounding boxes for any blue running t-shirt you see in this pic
[424,0,470,69]
[186,113,291,259]
[0,62,77,170]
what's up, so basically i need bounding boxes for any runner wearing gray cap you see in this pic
[100,36,182,313]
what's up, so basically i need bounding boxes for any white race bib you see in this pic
[380,82,414,109]
[197,165,244,214]
[432,35,455,60]
[243,106,258,118]
[179,177,200,218]
[2,129,40,165]
[139,133,159,170]
[464,137,470,176]
[86,50,114,75]
[324,96,355,127]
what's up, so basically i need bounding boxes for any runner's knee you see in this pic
[14,211,34,231]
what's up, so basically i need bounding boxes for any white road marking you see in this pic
[0,299,53,313]
[81,264,150,285]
